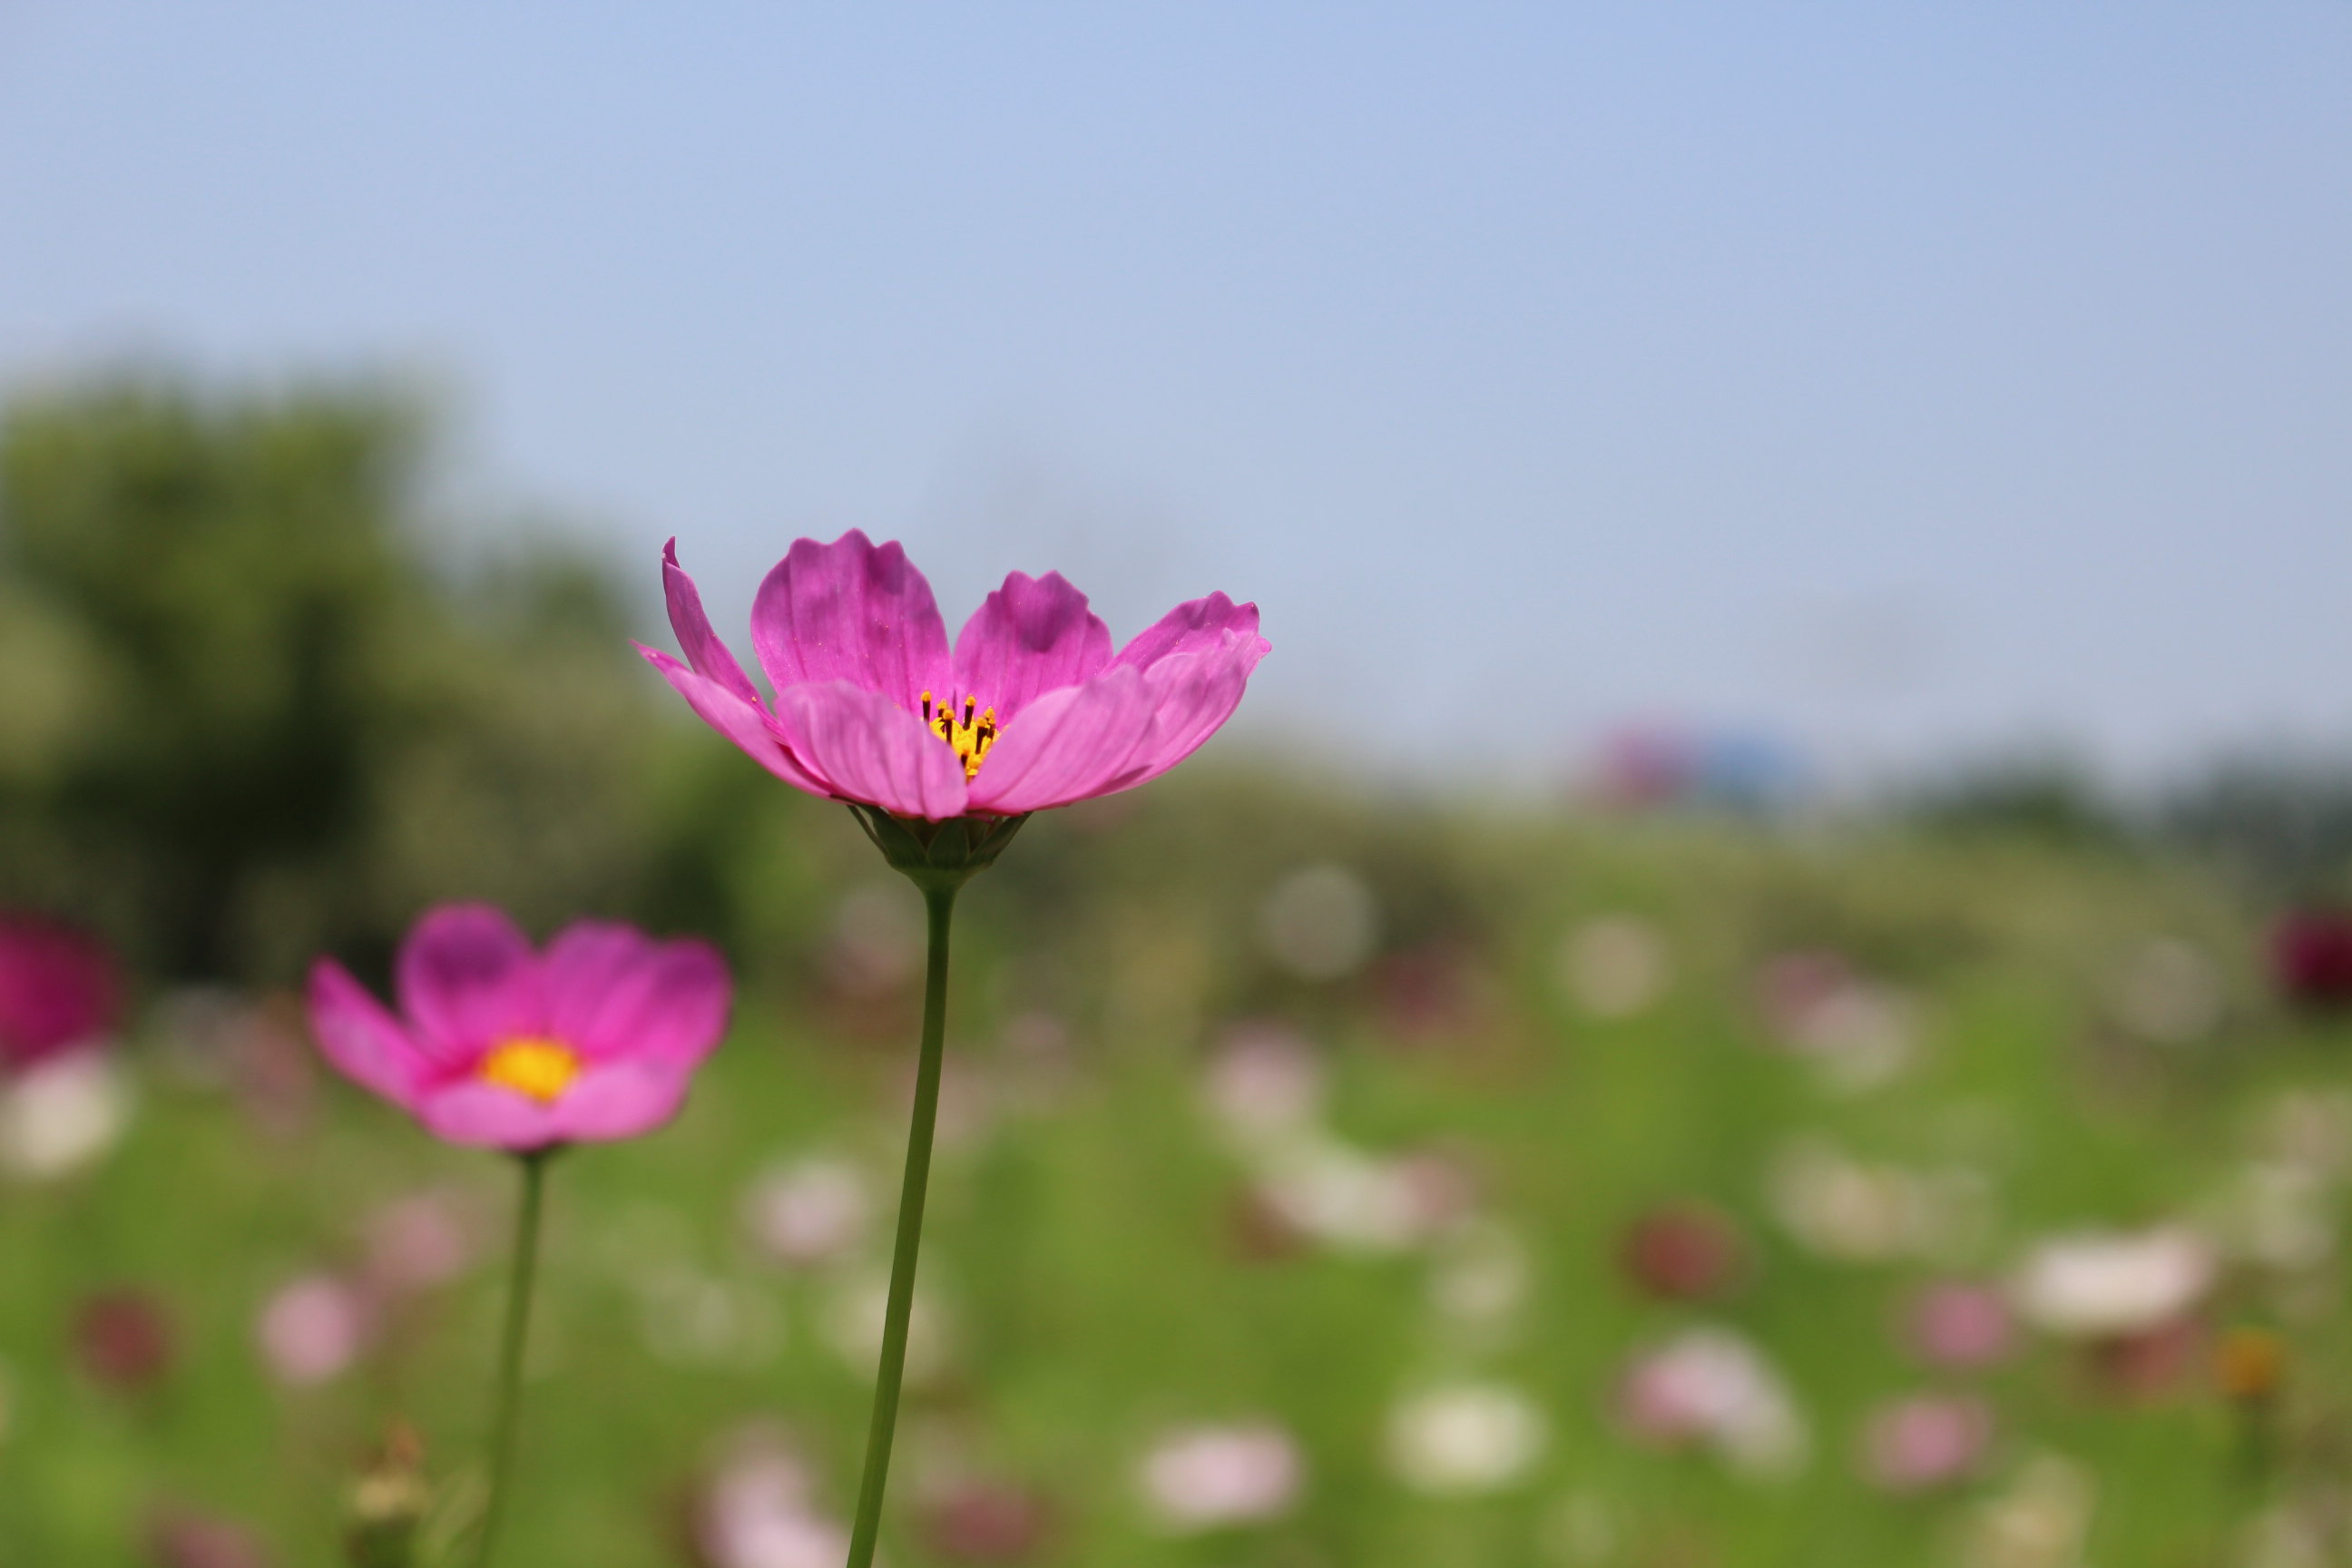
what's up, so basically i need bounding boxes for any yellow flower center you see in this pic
[477,1037,582,1104]
[920,691,997,779]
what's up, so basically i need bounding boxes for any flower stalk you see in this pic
[844,878,958,1568]
[472,1146,554,1568]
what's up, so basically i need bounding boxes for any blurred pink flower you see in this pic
[307,904,730,1152]
[145,1507,273,1568]
[363,1190,476,1293]
[1902,1281,2015,1370]
[1614,1328,1808,1478]
[1202,1023,1325,1144]
[2092,1315,2208,1400]
[694,1433,849,1568]
[919,1480,1054,1563]
[1620,1202,1749,1302]
[0,914,120,1073]
[1137,1422,1302,1532]
[256,1273,372,1387]
[642,533,1268,820]
[744,1158,870,1269]
[74,1288,172,1394]
[1858,1394,1994,1493]
[2272,909,2352,1010]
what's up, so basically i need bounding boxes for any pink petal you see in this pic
[662,539,762,706]
[416,1063,691,1150]
[637,644,833,796]
[394,905,545,1065]
[544,1063,695,1141]
[963,665,1158,815]
[413,1076,565,1150]
[950,570,1112,726]
[1116,629,1266,784]
[969,633,1261,814]
[544,924,731,1070]
[1109,593,1265,674]
[750,531,951,714]
[772,680,970,820]
[306,960,432,1109]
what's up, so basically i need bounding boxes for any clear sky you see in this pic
[4,3,2347,786]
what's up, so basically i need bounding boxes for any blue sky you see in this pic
[3,3,2347,784]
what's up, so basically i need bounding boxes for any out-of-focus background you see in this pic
[3,5,2350,1566]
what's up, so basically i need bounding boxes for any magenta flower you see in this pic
[0,913,122,1073]
[639,532,1269,820]
[306,904,730,1152]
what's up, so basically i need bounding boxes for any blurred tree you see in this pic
[0,379,700,984]
[2161,759,2352,902]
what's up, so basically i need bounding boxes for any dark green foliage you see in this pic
[0,381,700,984]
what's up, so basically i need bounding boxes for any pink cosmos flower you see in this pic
[640,533,1269,820]
[306,904,730,1152]
[0,913,121,1073]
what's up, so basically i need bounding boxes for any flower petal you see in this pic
[950,570,1112,725]
[1109,593,1266,675]
[662,539,762,706]
[772,680,970,819]
[544,923,731,1070]
[394,905,544,1065]
[415,1063,691,1150]
[750,530,951,714]
[1116,629,1266,785]
[307,960,432,1108]
[962,665,1157,814]
[637,644,833,796]
[545,1063,695,1141]
[413,1076,564,1150]
[969,632,1262,814]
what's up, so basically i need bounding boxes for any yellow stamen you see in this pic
[478,1037,582,1104]
[917,688,998,779]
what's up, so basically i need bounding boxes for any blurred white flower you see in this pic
[1387,1381,1549,1495]
[257,1273,371,1387]
[1767,1137,1993,1266]
[1429,1220,1531,1328]
[1137,1420,1302,1532]
[1255,1135,1455,1255]
[1259,866,1379,981]
[2238,1504,2330,1568]
[2253,1089,2352,1181]
[1756,954,1918,1093]
[639,1269,781,1369]
[2207,1161,2336,1272]
[822,1273,951,1387]
[1956,1452,2094,1568]
[1557,916,1670,1019]
[2108,937,2224,1045]
[1202,1024,1326,1146]
[2010,1227,2215,1338]
[0,1050,130,1180]
[1615,1328,1808,1480]
[743,1157,870,1269]
[697,1437,849,1568]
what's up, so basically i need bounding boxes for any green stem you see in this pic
[845,881,959,1568]
[472,1147,552,1568]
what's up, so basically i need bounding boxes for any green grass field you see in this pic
[5,778,2348,1568]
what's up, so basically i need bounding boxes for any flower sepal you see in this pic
[846,804,1030,890]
